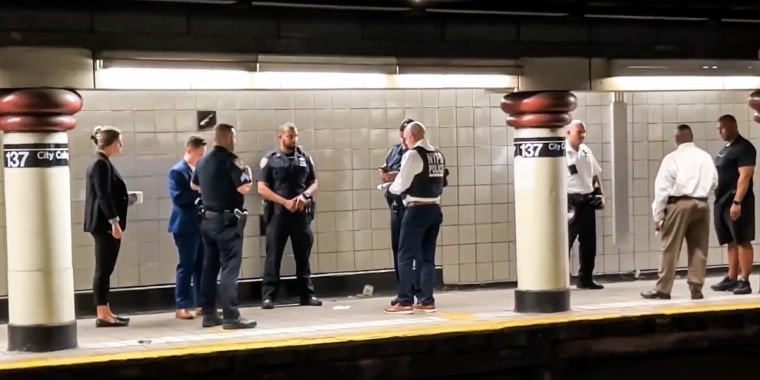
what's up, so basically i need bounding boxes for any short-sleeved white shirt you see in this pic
[565,141,601,194]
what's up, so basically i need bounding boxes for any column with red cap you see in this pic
[500,91,577,313]
[0,88,81,352]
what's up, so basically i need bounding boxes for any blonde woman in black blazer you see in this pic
[84,125,134,327]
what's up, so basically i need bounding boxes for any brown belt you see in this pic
[407,201,438,207]
[667,196,708,204]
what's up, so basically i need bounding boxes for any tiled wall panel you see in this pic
[0,89,756,294]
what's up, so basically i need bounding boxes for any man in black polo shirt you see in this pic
[710,114,757,295]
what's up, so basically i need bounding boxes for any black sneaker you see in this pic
[733,279,752,295]
[710,276,738,291]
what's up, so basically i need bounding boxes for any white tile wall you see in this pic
[0,89,757,295]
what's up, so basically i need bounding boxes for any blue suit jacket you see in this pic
[168,159,201,234]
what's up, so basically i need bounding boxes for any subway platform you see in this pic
[1,275,760,380]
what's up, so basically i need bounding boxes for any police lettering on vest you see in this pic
[406,146,446,198]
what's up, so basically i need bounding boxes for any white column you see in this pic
[512,128,571,312]
[501,90,576,313]
[1,88,80,352]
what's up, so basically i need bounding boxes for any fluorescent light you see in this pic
[253,72,390,89]
[394,74,516,89]
[595,76,760,91]
[93,66,517,90]
[95,67,254,90]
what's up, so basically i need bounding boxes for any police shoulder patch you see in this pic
[260,150,277,169]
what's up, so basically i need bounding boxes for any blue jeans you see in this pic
[173,232,204,309]
[396,204,442,306]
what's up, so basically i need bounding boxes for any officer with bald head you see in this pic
[565,120,604,290]
[257,122,323,310]
[384,121,449,314]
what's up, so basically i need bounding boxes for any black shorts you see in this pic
[714,197,755,245]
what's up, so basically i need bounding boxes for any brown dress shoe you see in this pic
[175,309,195,320]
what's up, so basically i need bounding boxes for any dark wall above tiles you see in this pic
[1,2,760,59]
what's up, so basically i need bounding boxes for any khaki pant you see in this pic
[656,198,710,294]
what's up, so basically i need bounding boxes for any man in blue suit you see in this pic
[168,135,208,320]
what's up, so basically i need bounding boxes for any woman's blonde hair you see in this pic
[91,125,121,150]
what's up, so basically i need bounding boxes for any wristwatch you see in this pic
[733,199,741,205]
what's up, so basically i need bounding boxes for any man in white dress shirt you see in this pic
[566,120,605,289]
[642,124,718,300]
[383,121,449,314]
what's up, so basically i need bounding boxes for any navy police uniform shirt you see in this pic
[191,146,251,211]
[385,143,405,171]
[257,147,316,214]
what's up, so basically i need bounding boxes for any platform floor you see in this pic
[2,275,760,371]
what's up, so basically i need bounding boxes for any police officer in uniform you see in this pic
[384,121,448,314]
[257,122,322,309]
[565,120,604,290]
[380,118,421,306]
[191,123,257,330]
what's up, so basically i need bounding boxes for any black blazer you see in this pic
[84,152,129,234]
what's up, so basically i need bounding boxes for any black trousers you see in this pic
[200,219,243,320]
[262,212,316,301]
[568,198,597,283]
[92,232,121,306]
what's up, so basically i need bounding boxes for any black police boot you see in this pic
[201,314,223,328]
[300,296,322,306]
[222,317,257,330]
[261,299,274,310]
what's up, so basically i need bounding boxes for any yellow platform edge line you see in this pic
[2,299,760,372]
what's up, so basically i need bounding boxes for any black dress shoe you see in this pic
[300,296,323,306]
[96,318,129,328]
[261,299,274,310]
[222,317,257,330]
[201,315,223,328]
[577,281,604,290]
[640,289,671,299]
[690,289,704,300]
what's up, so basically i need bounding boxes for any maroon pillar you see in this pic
[0,88,82,352]
[749,90,760,124]
[500,91,577,313]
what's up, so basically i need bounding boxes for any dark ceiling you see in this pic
[1,0,760,60]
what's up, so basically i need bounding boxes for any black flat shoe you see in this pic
[114,315,130,322]
[96,318,129,328]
